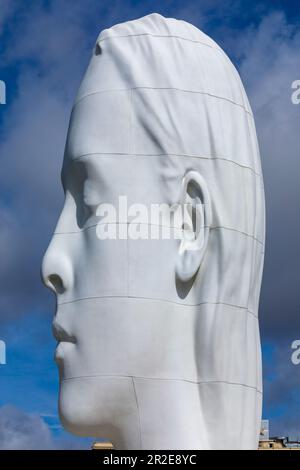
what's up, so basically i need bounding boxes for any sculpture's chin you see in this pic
[57,374,140,444]
[58,379,101,437]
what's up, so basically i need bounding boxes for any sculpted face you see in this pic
[42,14,265,449]
[41,87,212,444]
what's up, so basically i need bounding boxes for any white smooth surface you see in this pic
[42,13,265,449]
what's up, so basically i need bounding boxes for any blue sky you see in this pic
[0,0,300,448]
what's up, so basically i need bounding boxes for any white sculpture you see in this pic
[42,13,265,450]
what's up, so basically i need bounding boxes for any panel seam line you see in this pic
[132,377,142,449]
[57,296,258,318]
[62,375,262,394]
[73,86,253,116]
[65,152,261,177]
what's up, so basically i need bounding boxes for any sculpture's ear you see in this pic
[176,170,211,282]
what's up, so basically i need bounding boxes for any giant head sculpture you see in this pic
[42,14,265,449]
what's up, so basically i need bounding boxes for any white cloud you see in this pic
[0,405,54,449]
[0,405,91,449]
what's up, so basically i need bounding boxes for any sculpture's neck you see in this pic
[115,377,206,450]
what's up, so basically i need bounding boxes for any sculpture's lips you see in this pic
[52,320,76,344]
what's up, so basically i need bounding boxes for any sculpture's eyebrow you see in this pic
[60,166,67,193]
[61,153,97,194]
[60,156,87,192]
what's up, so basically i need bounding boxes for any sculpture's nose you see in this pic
[41,238,73,296]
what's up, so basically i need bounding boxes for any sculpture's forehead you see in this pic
[64,83,258,175]
[64,91,130,163]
